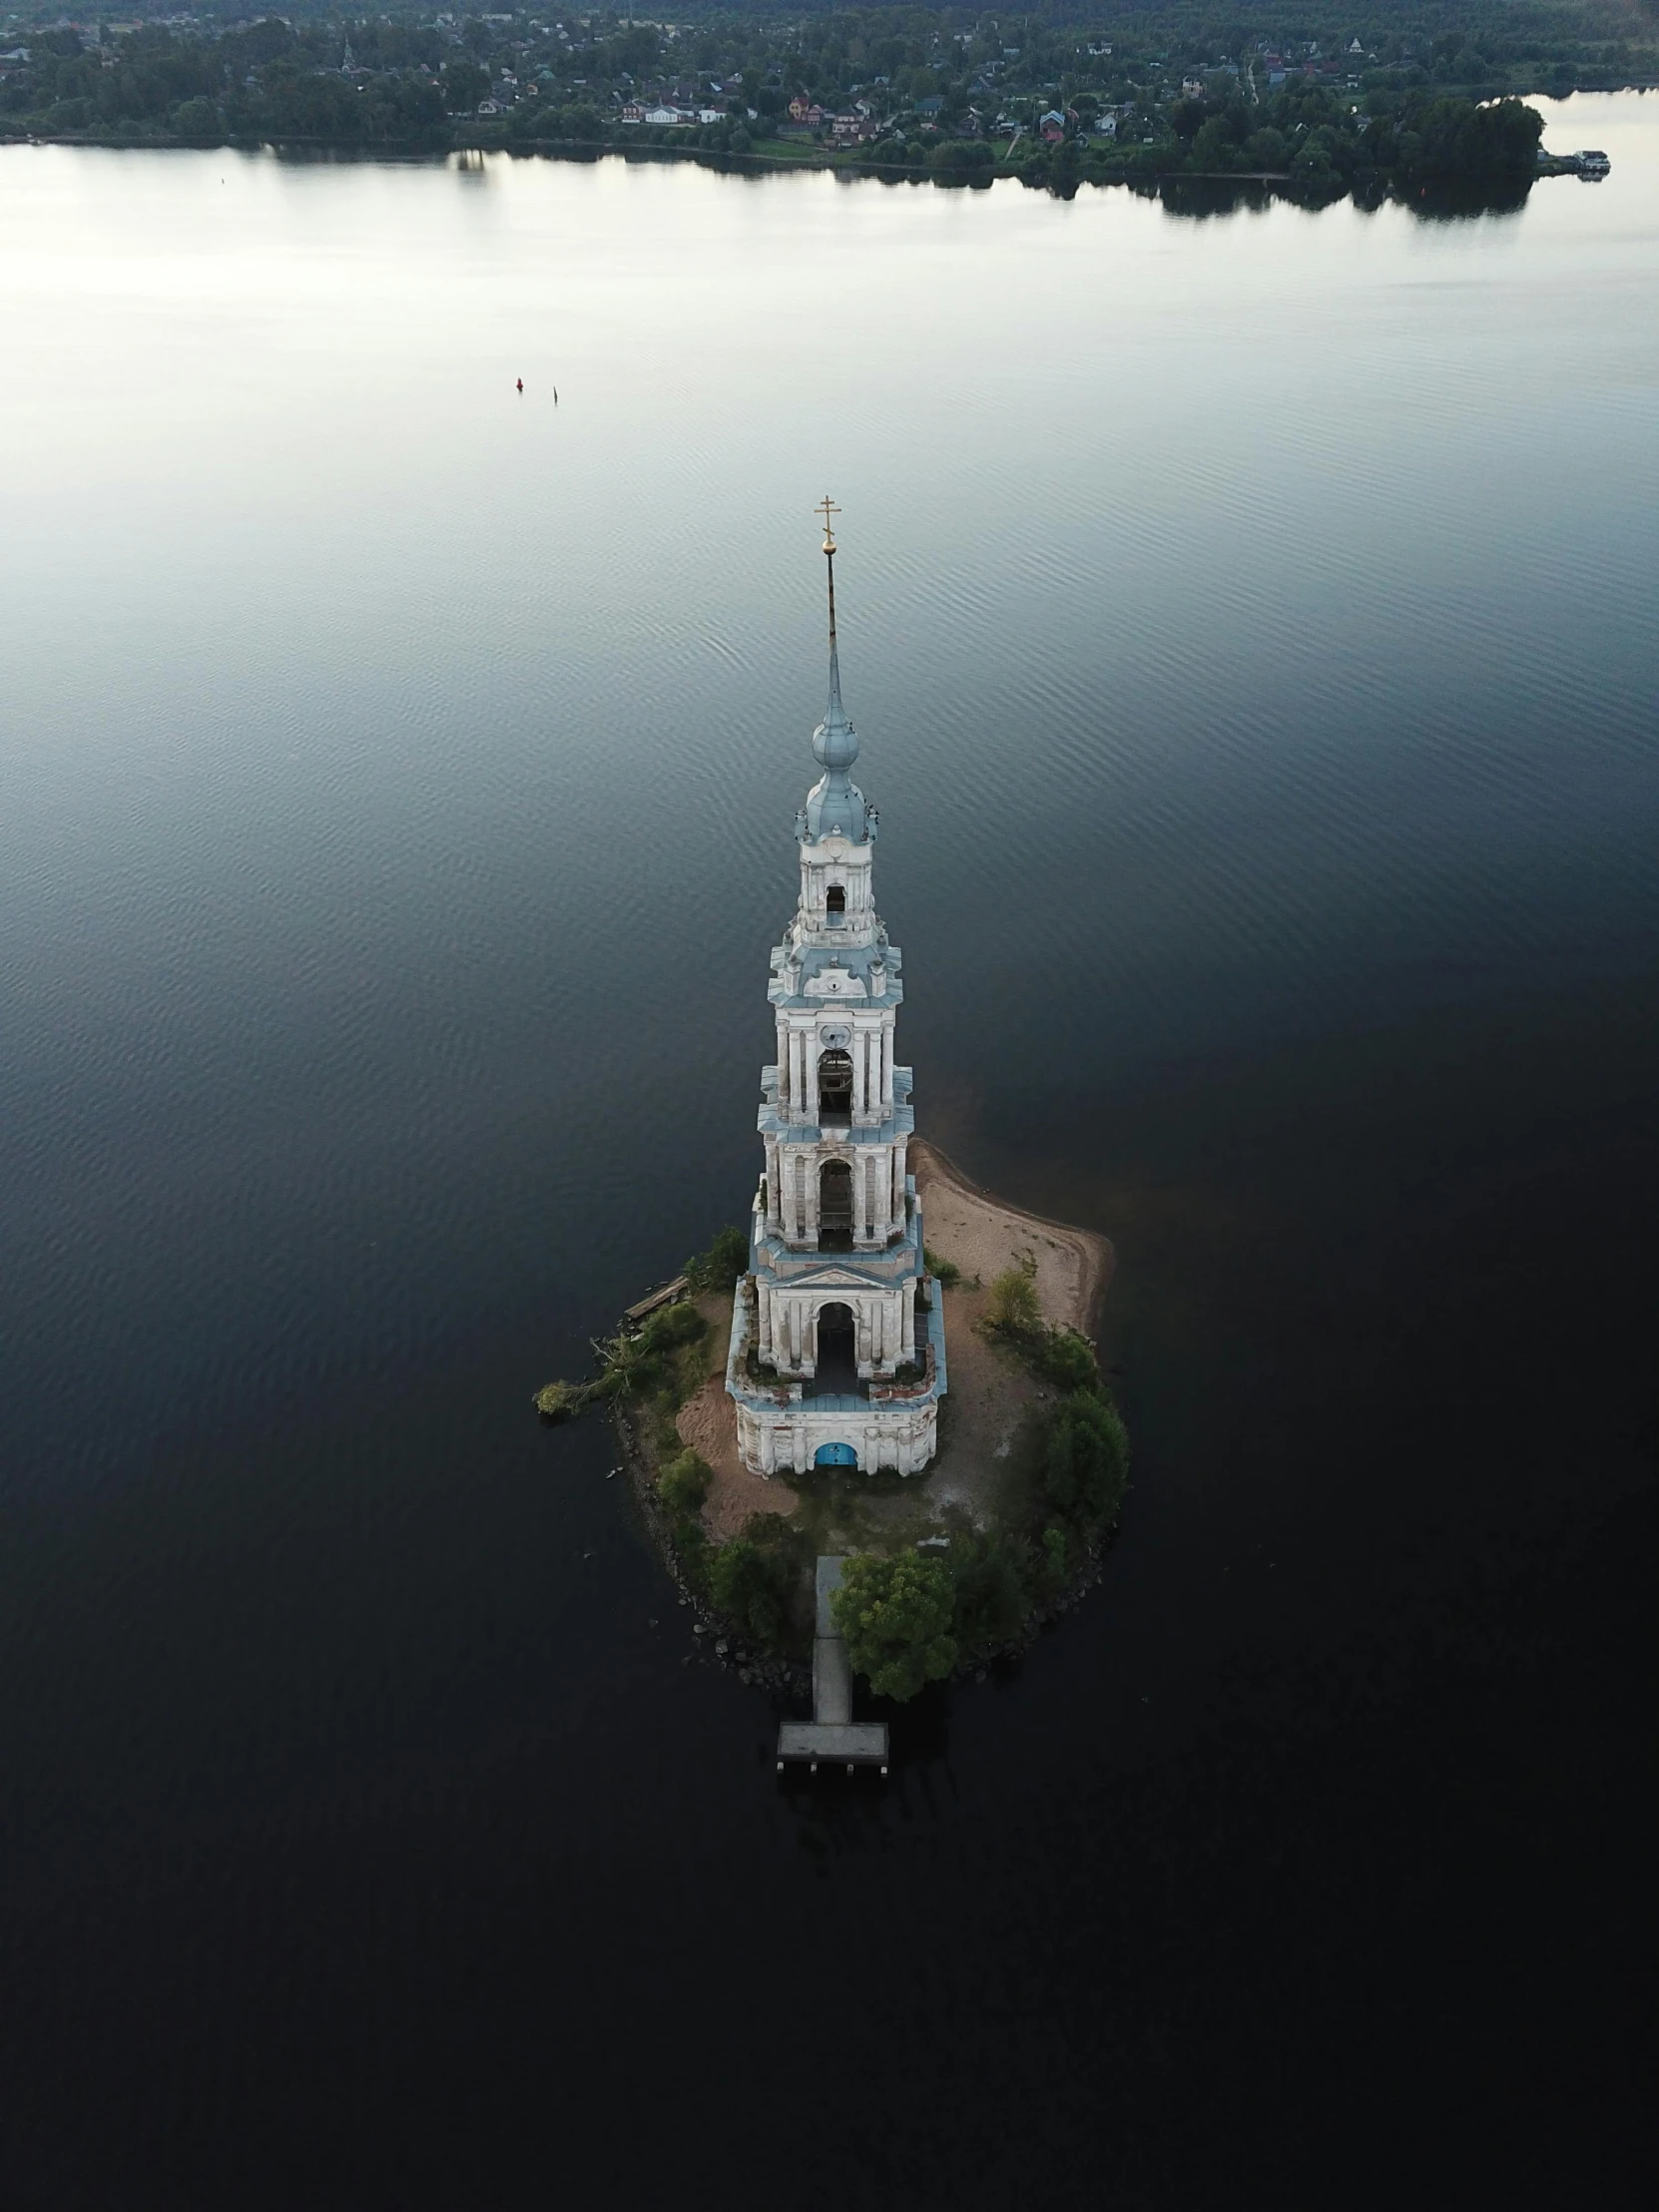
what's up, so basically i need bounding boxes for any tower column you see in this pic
[851,1030,866,1120]
[790,1029,805,1120]
[881,1021,894,1109]
[902,1278,916,1363]
[806,1032,821,1123]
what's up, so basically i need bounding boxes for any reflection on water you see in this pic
[0,94,1655,2209]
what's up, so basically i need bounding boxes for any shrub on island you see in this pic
[657,1448,711,1516]
[983,1251,1043,1336]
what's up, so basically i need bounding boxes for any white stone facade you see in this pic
[726,535,945,1477]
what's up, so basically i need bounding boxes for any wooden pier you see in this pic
[623,1275,689,1325]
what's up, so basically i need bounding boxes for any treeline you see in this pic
[1,21,451,144]
[0,7,1616,215]
[1147,74,1543,189]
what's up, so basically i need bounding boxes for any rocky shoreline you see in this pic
[611,1393,811,1701]
[599,1145,1123,1699]
[620,1359,1123,1691]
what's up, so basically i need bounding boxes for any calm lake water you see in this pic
[2,95,1656,2208]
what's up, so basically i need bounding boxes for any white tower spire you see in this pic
[725,505,946,1479]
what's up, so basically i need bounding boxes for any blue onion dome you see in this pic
[813,686,858,774]
[805,766,868,842]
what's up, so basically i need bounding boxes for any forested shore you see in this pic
[2,6,1645,211]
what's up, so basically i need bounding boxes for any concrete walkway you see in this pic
[777,1556,889,1772]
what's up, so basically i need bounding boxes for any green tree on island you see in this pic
[830,1552,957,1702]
[685,1224,749,1293]
[707,1537,785,1645]
[1042,1391,1130,1523]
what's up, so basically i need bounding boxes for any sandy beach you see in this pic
[678,1143,1113,1538]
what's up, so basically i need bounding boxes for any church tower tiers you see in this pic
[726,505,947,1479]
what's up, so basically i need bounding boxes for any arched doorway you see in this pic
[819,1157,852,1248]
[814,1301,857,1392]
[818,1049,852,1124]
[815,1439,857,1466]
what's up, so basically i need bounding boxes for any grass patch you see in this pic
[979,1253,1105,1393]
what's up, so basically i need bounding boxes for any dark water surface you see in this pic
[2,99,1657,2207]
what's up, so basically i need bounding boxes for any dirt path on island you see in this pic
[676,1353,798,1540]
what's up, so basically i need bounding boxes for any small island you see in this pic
[580,1132,1126,1716]
[540,513,1127,1713]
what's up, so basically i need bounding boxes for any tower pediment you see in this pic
[792,1265,885,1293]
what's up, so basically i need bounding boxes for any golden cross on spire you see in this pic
[816,494,840,552]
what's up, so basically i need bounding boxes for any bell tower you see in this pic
[726,505,946,1478]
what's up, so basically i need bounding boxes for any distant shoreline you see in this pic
[1,122,1622,211]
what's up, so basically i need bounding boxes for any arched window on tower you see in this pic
[818,1049,852,1124]
[826,882,845,919]
[818,1164,852,1251]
